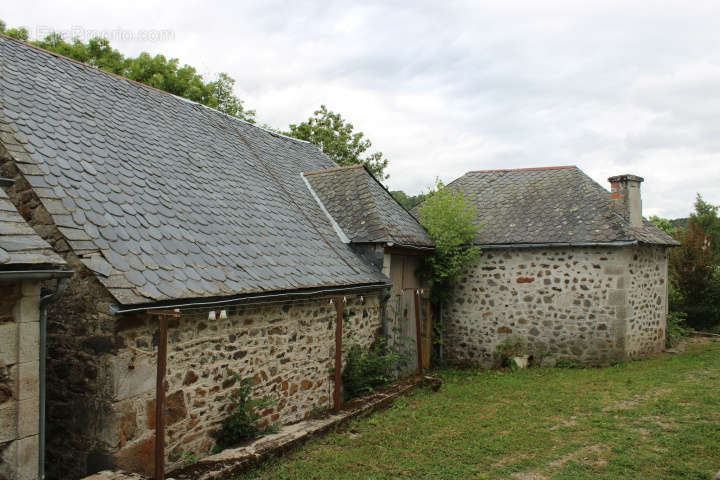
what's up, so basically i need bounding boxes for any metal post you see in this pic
[333,297,344,412]
[414,290,423,375]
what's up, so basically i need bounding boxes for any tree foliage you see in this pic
[0,20,29,41]
[391,190,428,211]
[689,194,720,259]
[1,20,256,123]
[417,180,482,304]
[286,105,388,179]
[649,215,675,236]
[670,221,720,330]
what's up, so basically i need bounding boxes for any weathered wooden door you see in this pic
[386,253,432,372]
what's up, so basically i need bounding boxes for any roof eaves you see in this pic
[110,281,392,314]
[476,240,639,249]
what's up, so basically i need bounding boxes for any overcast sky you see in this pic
[5,1,720,218]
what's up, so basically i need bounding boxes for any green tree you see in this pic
[34,34,126,73]
[391,190,428,211]
[286,105,388,179]
[0,20,29,41]
[417,179,482,304]
[670,223,720,330]
[207,73,256,121]
[1,20,256,123]
[689,194,720,259]
[649,215,675,236]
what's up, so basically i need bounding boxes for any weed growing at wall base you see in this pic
[342,338,410,401]
[212,375,279,451]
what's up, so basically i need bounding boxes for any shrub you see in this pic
[417,179,482,305]
[212,375,278,450]
[666,311,692,348]
[492,336,528,368]
[342,339,409,400]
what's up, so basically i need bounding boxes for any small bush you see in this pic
[554,357,586,369]
[492,336,528,368]
[666,311,692,348]
[212,375,278,450]
[342,338,409,400]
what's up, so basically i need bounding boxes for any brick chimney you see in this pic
[608,174,644,227]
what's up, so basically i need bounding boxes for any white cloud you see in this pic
[4,0,720,217]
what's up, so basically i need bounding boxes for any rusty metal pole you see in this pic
[414,289,423,375]
[424,298,433,369]
[154,312,169,480]
[333,297,344,412]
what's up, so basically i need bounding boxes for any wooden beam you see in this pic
[333,297,344,412]
[153,310,178,480]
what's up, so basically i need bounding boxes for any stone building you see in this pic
[436,166,679,365]
[0,33,680,480]
[0,36,429,479]
[0,177,69,480]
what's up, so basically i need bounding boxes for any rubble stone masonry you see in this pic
[445,246,668,365]
[107,294,381,476]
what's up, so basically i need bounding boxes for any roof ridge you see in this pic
[302,164,364,176]
[469,165,576,174]
[0,33,311,146]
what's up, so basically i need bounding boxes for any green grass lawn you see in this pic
[239,340,720,479]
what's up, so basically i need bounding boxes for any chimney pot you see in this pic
[608,174,644,227]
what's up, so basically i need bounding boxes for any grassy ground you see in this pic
[239,340,720,479]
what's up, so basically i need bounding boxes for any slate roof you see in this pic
[303,165,433,247]
[0,178,65,267]
[0,35,387,305]
[414,166,678,247]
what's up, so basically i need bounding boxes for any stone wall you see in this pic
[625,246,668,356]
[0,279,41,480]
[445,245,668,366]
[105,294,382,476]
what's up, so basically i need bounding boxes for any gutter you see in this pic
[475,240,639,249]
[0,270,73,280]
[384,242,435,251]
[110,282,392,315]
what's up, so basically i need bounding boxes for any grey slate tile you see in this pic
[304,165,433,247]
[413,166,678,247]
[0,184,65,266]
[0,35,386,304]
